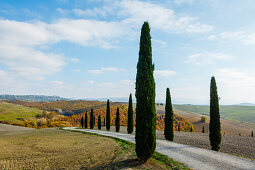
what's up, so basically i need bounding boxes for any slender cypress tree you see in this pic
[135,22,156,162]
[85,113,88,128]
[90,108,94,129]
[252,131,253,137]
[81,115,84,128]
[98,115,101,130]
[115,108,120,132]
[127,93,134,134]
[190,126,193,132]
[164,88,174,141]
[209,76,221,151]
[106,100,111,131]
[202,126,205,133]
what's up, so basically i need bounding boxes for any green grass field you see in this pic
[0,102,41,122]
[174,104,255,124]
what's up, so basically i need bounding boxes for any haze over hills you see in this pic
[0,95,68,102]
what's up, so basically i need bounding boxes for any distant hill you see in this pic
[0,95,68,102]
[173,104,255,125]
[235,103,255,106]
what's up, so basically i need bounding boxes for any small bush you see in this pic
[201,116,207,123]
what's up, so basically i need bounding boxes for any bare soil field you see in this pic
[157,105,255,136]
[100,126,255,159]
[0,124,175,169]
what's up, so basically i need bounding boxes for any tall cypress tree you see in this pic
[202,126,205,133]
[135,22,156,162]
[85,113,88,128]
[127,93,134,134]
[115,108,120,132]
[251,131,253,137]
[81,115,84,128]
[98,115,101,130]
[90,108,94,129]
[209,76,221,151]
[106,100,111,131]
[164,88,174,141]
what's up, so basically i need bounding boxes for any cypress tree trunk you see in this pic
[90,108,94,129]
[115,108,120,132]
[81,116,84,128]
[209,76,221,151]
[85,113,88,128]
[106,100,111,131]
[127,93,134,134]
[98,115,101,130]
[135,22,156,162]
[164,88,174,141]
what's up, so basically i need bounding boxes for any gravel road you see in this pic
[94,126,255,159]
[64,127,255,170]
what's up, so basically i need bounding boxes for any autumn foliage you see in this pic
[5,100,193,131]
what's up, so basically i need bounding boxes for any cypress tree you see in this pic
[98,115,101,130]
[209,76,221,151]
[81,115,84,128]
[135,22,156,162]
[190,126,193,132]
[85,113,88,128]
[252,131,253,137]
[127,93,134,134]
[90,108,94,129]
[202,126,205,133]
[115,108,120,132]
[106,100,111,131]
[164,88,174,141]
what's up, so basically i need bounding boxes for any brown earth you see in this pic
[156,105,255,136]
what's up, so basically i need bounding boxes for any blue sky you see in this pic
[0,0,255,104]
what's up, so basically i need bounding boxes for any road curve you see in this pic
[63,127,255,170]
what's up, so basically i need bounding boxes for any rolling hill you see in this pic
[173,104,255,125]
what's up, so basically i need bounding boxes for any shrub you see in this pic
[201,116,207,123]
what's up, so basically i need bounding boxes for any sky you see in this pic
[0,0,255,105]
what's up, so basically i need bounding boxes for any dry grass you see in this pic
[0,125,177,169]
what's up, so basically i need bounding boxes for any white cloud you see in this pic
[186,52,233,65]
[87,67,118,74]
[50,81,64,85]
[0,0,213,83]
[72,0,212,34]
[215,68,255,104]
[72,6,115,17]
[154,70,176,77]
[152,39,167,46]
[70,58,80,63]
[174,0,194,5]
[208,31,255,45]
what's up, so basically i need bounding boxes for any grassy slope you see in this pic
[174,104,255,124]
[0,102,41,122]
[0,125,188,169]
